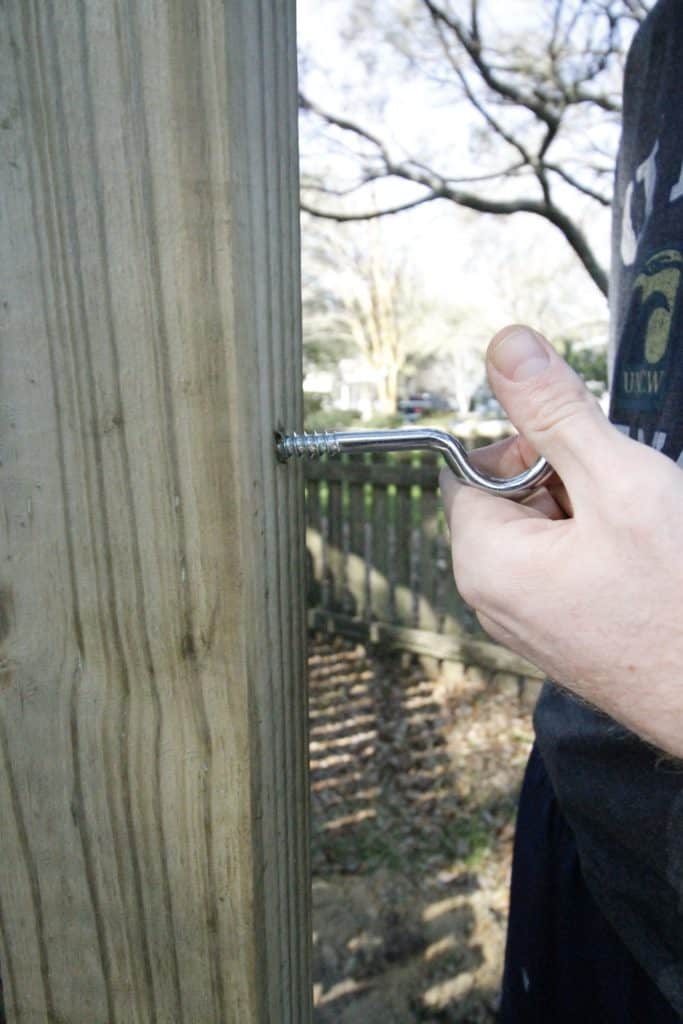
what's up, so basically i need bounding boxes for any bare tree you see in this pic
[299,0,653,297]
[302,218,435,413]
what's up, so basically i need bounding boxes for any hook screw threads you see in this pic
[276,431,340,461]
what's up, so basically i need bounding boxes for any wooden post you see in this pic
[0,1,310,1021]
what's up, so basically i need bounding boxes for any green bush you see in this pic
[304,407,360,432]
[562,341,607,385]
[363,411,403,429]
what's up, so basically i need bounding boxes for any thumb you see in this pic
[486,324,615,498]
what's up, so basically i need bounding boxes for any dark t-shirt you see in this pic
[534,0,683,1014]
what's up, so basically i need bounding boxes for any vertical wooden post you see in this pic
[0,1,310,1021]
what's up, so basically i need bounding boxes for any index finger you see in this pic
[467,434,571,517]
[466,433,540,478]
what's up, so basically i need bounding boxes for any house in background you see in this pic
[304,357,386,421]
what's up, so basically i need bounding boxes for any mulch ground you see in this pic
[309,635,537,1023]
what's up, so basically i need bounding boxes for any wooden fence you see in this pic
[305,451,544,681]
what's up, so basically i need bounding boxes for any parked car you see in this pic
[397,392,453,421]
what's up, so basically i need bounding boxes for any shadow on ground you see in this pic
[309,636,536,1023]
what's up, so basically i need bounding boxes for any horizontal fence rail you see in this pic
[304,451,543,681]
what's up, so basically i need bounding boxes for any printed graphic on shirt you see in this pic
[620,142,683,269]
[611,132,683,463]
[620,141,660,268]
[612,247,683,418]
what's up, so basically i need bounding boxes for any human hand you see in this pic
[440,324,683,758]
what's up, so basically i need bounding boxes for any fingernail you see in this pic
[489,328,550,382]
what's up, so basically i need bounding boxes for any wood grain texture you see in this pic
[0,1,310,1021]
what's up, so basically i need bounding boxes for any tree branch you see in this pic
[421,0,560,131]
[546,162,612,205]
[299,90,609,295]
[301,194,440,221]
[299,92,390,162]
[543,203,608,295]
[305,180,608,297]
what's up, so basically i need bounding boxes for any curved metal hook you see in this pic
[276,427,551,500]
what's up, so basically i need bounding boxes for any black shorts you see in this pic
[499,743,681,1023]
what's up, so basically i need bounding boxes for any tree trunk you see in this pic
[0,1,310,1021]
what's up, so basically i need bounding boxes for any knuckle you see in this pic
[450,547,485,608]
[456,574,482,610]
[608,447,680,533]
[525,376,597,440]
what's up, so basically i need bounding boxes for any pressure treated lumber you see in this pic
[0,1,310,1021]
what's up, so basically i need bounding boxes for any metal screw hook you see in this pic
[275,427,551,500]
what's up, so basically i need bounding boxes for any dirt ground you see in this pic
[309,636,539,1023]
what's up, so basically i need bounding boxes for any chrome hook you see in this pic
[276,427,551,500]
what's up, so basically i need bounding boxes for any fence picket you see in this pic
[306,476,321,606]
[363,520,373,622]
[419,453,440,633]
[341,519,354,615]
[321,513,331,612]
[348,454,366,557]
[434,533,450,635]
[371,452,390,623]
[327,469,343,611]
[394,461,412,620]
[410,526,421,629]
[307,476,321,535]
[387,516,398,624]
